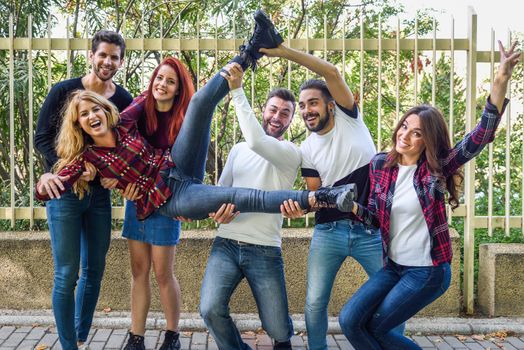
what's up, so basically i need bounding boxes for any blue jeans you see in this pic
[158,69,309,220]
[305,219,384,350]
[200,237,293,350]
[339,260,451,350]
[46,184,111,350]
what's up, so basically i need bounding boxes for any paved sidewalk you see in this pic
[1,326,524,350]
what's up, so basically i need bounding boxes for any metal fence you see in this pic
[0,6,523,314]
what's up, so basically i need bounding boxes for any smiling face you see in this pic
[395,114,426,165]
[90,42,123,82]
[298,89,334,135]
[77,100,111,142]
[152,64,179,111]
[262,96,295,139]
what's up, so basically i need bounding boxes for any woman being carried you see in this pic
[338,41,520,350]
[36,11,354,224]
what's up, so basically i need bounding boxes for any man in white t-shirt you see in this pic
[199,62,300,350]
[260,44,391,350]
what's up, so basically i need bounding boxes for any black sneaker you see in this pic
[314,183,357,212]
[274,340,292,350]
[123,332,145,350]
[159,330,181,350]
[244,9,284,60]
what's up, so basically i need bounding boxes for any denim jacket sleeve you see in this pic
[441,96,509,176]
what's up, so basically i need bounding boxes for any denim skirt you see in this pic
[122,200,181,246]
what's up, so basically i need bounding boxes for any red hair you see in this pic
[144,56,194,144]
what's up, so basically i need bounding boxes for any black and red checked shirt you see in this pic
[36,93,174,220]
[355,97,509,266]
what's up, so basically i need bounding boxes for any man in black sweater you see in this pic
[34,30,132,350]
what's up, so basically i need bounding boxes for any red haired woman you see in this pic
[102,57,194,350]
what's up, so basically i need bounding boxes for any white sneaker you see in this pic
[78,344,91,350]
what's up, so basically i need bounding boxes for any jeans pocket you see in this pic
[315,222,335,233]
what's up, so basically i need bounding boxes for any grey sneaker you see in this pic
[314,183,357,212]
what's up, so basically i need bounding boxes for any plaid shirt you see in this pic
[355,97,509,266]
[36,93,174,220]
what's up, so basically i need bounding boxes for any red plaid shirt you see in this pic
[36,93,174,220]
[355,97,508,266]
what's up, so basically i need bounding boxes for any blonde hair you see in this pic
[53,90,120,198]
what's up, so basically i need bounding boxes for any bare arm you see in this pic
[261,45,355,110]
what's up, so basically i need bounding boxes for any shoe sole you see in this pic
[337,184,357,212]
[253,9,284,46]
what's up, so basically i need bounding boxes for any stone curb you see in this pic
[0,310,523,335]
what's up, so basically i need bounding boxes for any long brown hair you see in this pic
[386,104,463,209]
[54,90,120,198]
[144,56,194,145]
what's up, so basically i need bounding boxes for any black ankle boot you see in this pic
[314,183,357,212]
[274,339,292,350]
[236,9,283,70]
[123,332,145,350]
[159,330,181,350]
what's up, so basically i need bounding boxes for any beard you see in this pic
[304,106,331,133]
[263,120,288,139]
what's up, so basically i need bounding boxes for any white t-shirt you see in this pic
[389,164,433,266]
[217,88,301,247]
[300,104,376,223]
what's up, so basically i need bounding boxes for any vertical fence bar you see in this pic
[85,18,89,75]
[122,13,127,89]
[28,15,34,227]
[432,18,436,106]
[324,15,327,61]
[47,14,52,92]
[463,6,477,315]
[447,16,455,226]
[66,17,71,79]
[160,14,164,61]
[233,18,237,142]
[505,31,512,237]
[396,17,400,122]
[214,16,218,185]
[377,14,382,151]
[287,17,292,228]
[140,7,145,90]
[9,14,15,227]
[342,10,346,80]
[197,15,200,89]
[269,15,274,89]
[306,15,310,81]
[449,16,455,143]
[359,10,364,116]
[414,16,418,105]
[488,29,495,237]
[522,72,524,236]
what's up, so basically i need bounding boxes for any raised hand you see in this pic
[497,41,521,80]
[220,62,244,90]
[492,41,521,111]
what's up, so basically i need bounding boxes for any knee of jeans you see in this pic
[338,309,361,337]
[54,265,80,291]
[199,298,228,322]
[305,288,330,313]
[264,320,292,342]
[80,262,106,281]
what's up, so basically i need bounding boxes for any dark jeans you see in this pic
[158,69,309,220]
[46,185,111,350]
[200,237,293,350]
[339,260,451,350]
